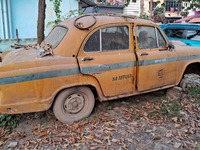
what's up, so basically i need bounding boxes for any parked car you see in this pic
[0,14,200,123]
[160,23,200,47]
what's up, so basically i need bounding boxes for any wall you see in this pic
[123,0,140,16]
[0,0,78,51]
[0,0,3,39]
[10,0,38,39]
[0,0,79,39]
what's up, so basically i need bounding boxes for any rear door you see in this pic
[134,25,177,91]
[78,24,137,97]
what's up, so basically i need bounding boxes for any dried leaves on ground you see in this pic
[0,87,199,149]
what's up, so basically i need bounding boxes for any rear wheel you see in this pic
[53,86,95,123]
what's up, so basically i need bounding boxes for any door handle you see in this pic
[81,57,94,61]
[140,53,149,56]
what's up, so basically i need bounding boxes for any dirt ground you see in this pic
[0,89,200,150]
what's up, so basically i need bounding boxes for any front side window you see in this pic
[44,26,68,49]
[84,25,129,52]
[136,26,157,49]
[186,30,200,41]
[156,28,167,47]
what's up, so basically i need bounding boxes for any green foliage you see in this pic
[50,0,62,24]
[178,0,200,11]
[46,9,83,28]
[83,117,89,121]
[187,87,200,98]
[197,143,200,150]
[106,106,112,110]
[124,0,137,7]
[0,114,21,134]
[48,0,83,28]
[140,12,149,19]
[133,115,141,120]
[148,97,182,119]
[180,11,189,17]
[153,6,166,23]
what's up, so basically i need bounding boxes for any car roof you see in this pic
[59,13,155,30]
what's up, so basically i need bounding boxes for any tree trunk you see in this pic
[37,0,46,44]
[150,0,153,18]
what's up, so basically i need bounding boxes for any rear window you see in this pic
[45,26,68,49]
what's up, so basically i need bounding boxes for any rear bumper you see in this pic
[0,100,52,114]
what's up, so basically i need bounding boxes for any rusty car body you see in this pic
[0,13,200,123]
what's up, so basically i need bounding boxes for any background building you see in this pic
[141,0,182,23]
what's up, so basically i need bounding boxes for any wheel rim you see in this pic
[63,93,85,114]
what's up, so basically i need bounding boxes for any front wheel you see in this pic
[180,74,200,92]
[53,86,95,124]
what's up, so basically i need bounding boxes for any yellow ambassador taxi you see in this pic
[0,13,200,123]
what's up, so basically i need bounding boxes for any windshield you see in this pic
[44,26,68,49]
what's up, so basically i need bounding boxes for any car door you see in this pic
[134,25,177,91]
[77,24,137,97]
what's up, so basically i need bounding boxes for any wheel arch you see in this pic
[50,84,102,110]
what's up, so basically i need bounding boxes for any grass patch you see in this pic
[0,114,21,134]
[147,97,182,119]
[106,106,112,110]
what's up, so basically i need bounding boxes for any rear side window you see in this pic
[45,26,68,49]
[84,30,100,52]
[186,30,200,41]
[164,28,184,39]
[84,25,129,52]
[102,26,129,51]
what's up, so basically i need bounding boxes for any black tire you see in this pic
[53,86,95,124]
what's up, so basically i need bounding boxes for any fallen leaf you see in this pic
[112,139,119,142]
[129,121,137,127]
[85,135,95,140]
[93,138,103,144]
[74,143,83,147]
[146,130,152,133]
[173,142,182,149]
[104,113,109,117]
[73,123,79,129]
[172,117,178,122]
[175,123,181,128]
[104,121,111,125]
[80,120,89,126]
[153,136,162,141]
[138,145,143,149]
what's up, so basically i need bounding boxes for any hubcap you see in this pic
[64,94,84,114]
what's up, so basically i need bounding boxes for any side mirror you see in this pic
[168,41,175,49]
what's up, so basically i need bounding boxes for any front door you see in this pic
[135,25,177,91]
[78,25,137,97]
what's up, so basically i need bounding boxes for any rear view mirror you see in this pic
[168,41,175,49]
